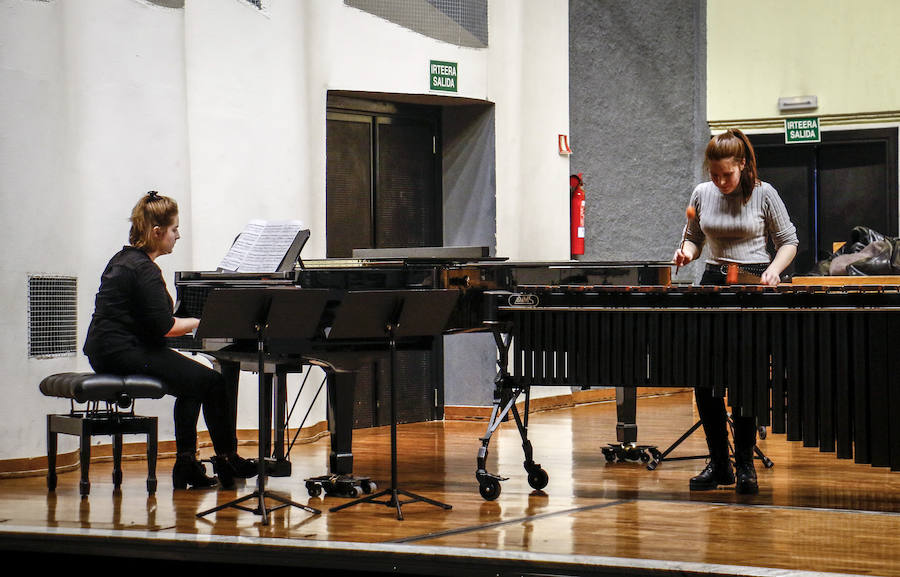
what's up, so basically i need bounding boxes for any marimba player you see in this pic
[673,129,799,494]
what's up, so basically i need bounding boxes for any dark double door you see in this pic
[750,128,898,274]
[325,97,444,429]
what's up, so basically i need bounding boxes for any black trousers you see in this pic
[88,346,236,456]
[696,268,757,459]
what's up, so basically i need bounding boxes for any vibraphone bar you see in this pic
[475,283,900,500]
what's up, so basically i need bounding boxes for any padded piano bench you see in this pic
[40,372,166,497]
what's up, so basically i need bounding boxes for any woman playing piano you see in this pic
[673,129,799,494]
[84,191,256,490]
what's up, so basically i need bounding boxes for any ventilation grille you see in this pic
[28,275,77,358]
[346,0,488,48]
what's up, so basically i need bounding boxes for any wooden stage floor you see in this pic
[2,391,899,576]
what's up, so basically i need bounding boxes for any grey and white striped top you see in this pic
[685,181,799,265]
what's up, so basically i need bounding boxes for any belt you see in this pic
[706,262,769,276]
[705,262,769,276]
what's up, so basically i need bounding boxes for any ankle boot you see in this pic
[210,453,257,490]
[689,458,735,491]
[172,453,217,490]
[734,448,759,495]
[225,453,259,478]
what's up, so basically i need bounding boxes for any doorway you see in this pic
[749,128,898,274]
[325,94,443,428]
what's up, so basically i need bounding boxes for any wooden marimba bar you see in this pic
[475,283,900,500]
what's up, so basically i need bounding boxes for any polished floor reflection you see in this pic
[3,391,900,575]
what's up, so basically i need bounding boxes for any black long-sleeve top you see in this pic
[83,246,174,358]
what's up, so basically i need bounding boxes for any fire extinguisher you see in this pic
[570,173,586,257]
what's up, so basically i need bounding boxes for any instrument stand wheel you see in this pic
[304,474,374,498]
[479,478,502,501]
[602,443,659,464]
[526,466,549,491]
[476,472,508,501]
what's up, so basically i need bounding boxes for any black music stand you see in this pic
[195,288,326,524]
[328,290,459,520]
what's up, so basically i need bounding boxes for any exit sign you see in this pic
[429,60,457,92]
[784,117,820,144]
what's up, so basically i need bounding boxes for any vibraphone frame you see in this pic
[475,283,900,500]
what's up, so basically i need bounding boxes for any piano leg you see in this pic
[616,386,638,444]
[304,369,374,498]
[213,359,292,477]
[327,370,354,476]
[600,388,660,464]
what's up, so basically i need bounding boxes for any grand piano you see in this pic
[172,249,671,496]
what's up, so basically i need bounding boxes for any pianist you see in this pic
[673,129,798,495]
[83,191,256,490]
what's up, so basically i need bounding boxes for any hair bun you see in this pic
[147,190,159,200]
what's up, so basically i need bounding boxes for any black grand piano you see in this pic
[172,248,671,497]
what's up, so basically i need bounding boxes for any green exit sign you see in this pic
[784,117,820,144]
[429,60,457,92]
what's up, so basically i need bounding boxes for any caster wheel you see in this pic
[763,457,775,469]
[479,479,501,501]
[640,451,651,463]
[602,448,616,462]
[306,481,322,497]
[362,480,376,494]
[346,485,360,498]
[527,468,549,490]
[646,460,659,471]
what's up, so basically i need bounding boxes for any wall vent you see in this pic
[27,275,77,358]
[346,0,488,48]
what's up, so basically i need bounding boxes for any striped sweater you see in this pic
[685,181,799,265]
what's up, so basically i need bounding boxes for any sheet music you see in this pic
[217,219,305,272]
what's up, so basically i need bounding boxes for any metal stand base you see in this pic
[330,487,451,521]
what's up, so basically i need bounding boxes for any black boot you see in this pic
[210,453,258,490]
[689,458,735,490]
[172,453,217,490]
[734,448,759,495]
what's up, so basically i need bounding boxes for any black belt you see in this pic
[705,262,769,276]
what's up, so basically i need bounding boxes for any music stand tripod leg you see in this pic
[197,315,321,523]
[329,310,451,520]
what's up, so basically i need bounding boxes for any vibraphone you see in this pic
[475,282,900,500]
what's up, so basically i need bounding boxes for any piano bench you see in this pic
[39,372,166,497]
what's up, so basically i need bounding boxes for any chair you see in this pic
[40,372,166,497]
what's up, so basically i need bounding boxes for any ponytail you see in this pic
[129,191,178,251]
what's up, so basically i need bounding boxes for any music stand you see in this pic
[328,289,459,520]
[195,288,327,524]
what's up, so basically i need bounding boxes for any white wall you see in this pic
[1,0,190,460]
[0,0,570,461]
[707,0,900,121]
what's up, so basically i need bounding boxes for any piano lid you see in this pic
[351,246,504,262]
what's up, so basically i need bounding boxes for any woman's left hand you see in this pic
[760,269,781,286]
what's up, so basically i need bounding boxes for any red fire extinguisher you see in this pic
[570,173,586,256]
